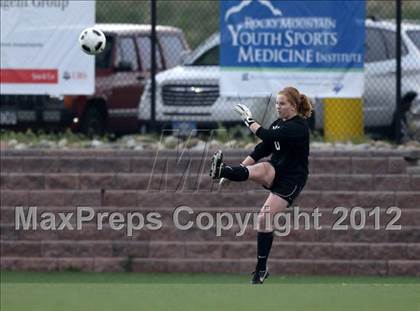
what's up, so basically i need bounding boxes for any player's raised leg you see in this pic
[247,162,275,188]
[210,150,275,188]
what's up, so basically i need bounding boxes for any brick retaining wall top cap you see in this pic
[1,148,418,158]
[1,257,419,276]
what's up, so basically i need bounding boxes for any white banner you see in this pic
[220,68,364,98]
[0,0,95,95]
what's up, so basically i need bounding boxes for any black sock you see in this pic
[220,164,249,181]
[256,231,273,271]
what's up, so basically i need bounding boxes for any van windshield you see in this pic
[407,30,420,50]
[189,45,220,66]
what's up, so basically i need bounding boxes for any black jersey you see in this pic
[249,115,310,184]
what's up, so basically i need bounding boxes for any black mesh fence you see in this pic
[354,1,420,142]
[1,0,419,142]
[400,1,420,142]
[139,1,282,135]
[310,1,420,142]
[106,0,420,142]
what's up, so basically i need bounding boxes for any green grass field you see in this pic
[1,272,419,311]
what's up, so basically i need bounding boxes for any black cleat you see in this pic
[209,150,224,179]
[251,269,269,284]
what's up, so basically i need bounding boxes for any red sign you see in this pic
[0,69,58,84]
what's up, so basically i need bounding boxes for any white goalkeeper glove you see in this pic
[233,103,255,127]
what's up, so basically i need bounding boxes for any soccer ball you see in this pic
[79,27,106,55]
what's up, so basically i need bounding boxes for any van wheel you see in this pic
[80,106,106,137]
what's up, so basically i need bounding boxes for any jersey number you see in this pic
[274,141,280,150]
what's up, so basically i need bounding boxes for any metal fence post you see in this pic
[150,0,157,133]
[395,0,402,143]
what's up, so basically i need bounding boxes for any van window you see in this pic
[382,29,408,59]
[115,37,139,71]
[137,36,163,70]
[160,35,186,68]
[365,28,387,63]
[407,30,420,50]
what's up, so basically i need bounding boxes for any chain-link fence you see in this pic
[104,0,420,142]
[143,0,420,143]
[1,0,419,142]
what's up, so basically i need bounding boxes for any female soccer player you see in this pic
[209,86,313,284]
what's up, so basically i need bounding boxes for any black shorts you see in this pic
[262,162,306,207]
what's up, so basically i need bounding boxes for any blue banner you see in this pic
[220,0,366,97]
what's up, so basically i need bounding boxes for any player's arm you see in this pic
[250,122,302,142]
[233,103,301,142]
[247,139,273,163]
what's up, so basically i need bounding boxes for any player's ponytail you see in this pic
[278,87,314,119]
[298,94,314,119]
